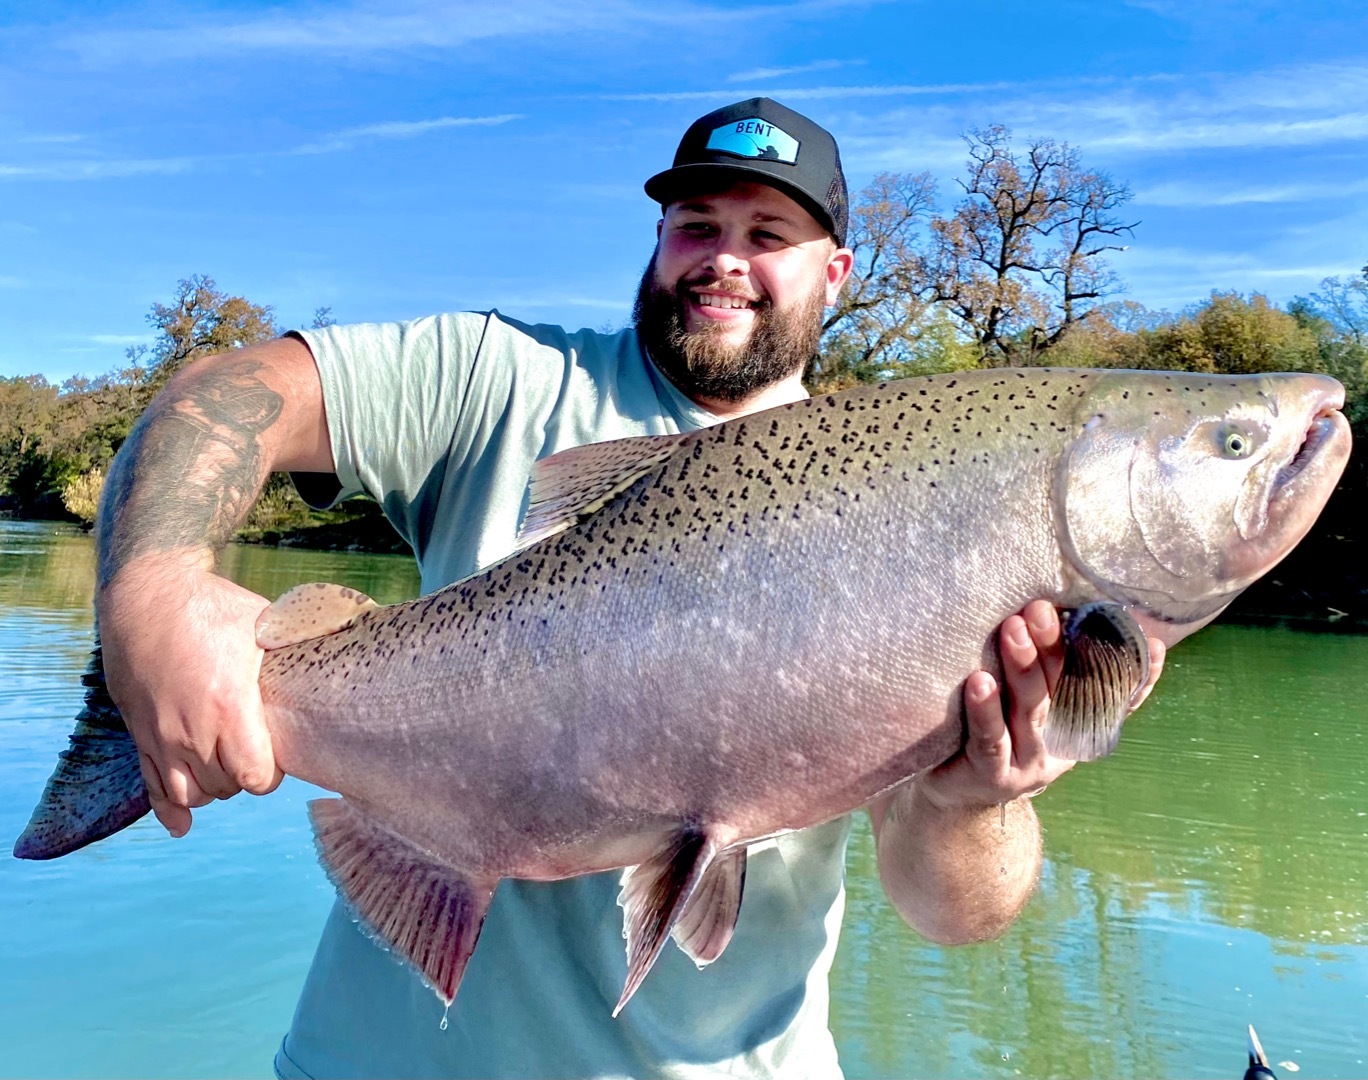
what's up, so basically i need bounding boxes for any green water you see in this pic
[2,520,1365,1078]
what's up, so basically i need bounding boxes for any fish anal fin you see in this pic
[256,582,379,650]
[672,845,747,968]
[614,826,721,1016]
[1043,600,1150,762]
[515,433,692,553]
[309,798,494,1004]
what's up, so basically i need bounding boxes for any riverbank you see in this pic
[11,484,1364,629]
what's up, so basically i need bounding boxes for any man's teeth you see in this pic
[695,293,753,309]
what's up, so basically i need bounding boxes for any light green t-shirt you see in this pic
[274,311,853,1080]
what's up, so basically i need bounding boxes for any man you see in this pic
[96,98,1162,1078]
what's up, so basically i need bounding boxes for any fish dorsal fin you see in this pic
[255,582,379,650]
[614,825,729,1016]
[672,845,747,968]
[515,433,693,552]
[309,798,495,1004]
[1043,601,1151,762]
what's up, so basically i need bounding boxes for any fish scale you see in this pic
[15,367,1351,1017]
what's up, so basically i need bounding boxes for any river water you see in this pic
[1,519,1364,1078]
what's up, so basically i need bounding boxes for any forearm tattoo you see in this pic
[97,358,284,587]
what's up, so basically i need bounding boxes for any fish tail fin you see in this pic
[1042,601,1150,762]
[12,638,150,860]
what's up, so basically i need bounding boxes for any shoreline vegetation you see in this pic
[2,130,1363,627]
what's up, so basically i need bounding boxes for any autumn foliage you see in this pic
[1,130,1365,615]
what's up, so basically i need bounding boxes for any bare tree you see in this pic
[920,126,1137,365]
[816,171,938,378]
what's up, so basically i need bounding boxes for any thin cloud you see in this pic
[603,81,1020,103]
[822,60,1368,179]
[59,0,880,63]
[1088,113,1368,153]
[15,133,85,145]
[0,157,197,181]
[296,113,524,154]
[88,333,147,346]
[727,59,857,82]
[1139,177,1368,207]
[500,294,628,312]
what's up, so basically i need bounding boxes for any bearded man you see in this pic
[94,98,1162,1079]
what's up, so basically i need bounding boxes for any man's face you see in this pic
[633,181,853,404]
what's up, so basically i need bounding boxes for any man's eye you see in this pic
[680,222,715,235]
[754,230,784,243]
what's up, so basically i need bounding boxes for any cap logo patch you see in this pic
[705,119,799,164]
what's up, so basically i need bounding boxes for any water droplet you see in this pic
[439,1004,450,1031]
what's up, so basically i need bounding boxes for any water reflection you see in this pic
[2,520,1365,1078]
[832,624,1368,1079]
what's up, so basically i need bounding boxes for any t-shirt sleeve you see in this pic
[292,313,491,547]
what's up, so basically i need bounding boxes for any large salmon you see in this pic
[14,368,1351,1014]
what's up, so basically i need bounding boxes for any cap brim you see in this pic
[644,162,838,240]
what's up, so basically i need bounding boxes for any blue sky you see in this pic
[1,0,1366,382]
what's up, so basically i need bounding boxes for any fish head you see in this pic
[1056,370,1351,636]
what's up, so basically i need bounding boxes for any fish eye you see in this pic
[1218,423,1255,459]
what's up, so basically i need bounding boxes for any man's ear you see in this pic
[656,218,664,239]
[825,247,855,305]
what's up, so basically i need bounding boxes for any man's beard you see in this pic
[632,254,825,403]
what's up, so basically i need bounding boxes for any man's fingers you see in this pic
[1130,638,1167,712]
[217,722,284,797]
[138,753,191,837]
[963,671,1009,763]
[185,753,242,802]
[1000,614,1049,724]
[1021,601,1064,694]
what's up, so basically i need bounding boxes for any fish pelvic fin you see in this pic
[614,825,731,1017]
[672,845,747,969]
[255,582,378,650]
[14,641,150,860]
[1043,601,1150,762]
[309,798,494,1005]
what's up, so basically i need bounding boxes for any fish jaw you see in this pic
[1223,388,1351,584]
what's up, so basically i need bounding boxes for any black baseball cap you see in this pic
[645,97,849,247]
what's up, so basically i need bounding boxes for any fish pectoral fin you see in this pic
[255,582,379,649]
[309,798,494,1005]
[1043,601,1151,762]
[614,826,721,1016]
[515,432,693,552]
[671,845,747,968]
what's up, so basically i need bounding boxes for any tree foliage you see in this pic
[1,276,277,519]
[145,274,277,386]
[813,172,942,389]
[921,126,1136,364]
[816,126,1136,381]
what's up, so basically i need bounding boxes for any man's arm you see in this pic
[869,602,1165,943]
[96,334,332,836]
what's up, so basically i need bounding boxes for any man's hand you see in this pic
[919,600,1166,812]
[98,556,282,837]
[870,600,1166,943]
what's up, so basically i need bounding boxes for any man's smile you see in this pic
[685,286,763,326]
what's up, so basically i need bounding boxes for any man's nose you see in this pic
[709,245,750,277]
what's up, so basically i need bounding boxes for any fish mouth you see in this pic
[1229,392,1351,581]
[1274,406,1343,490]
